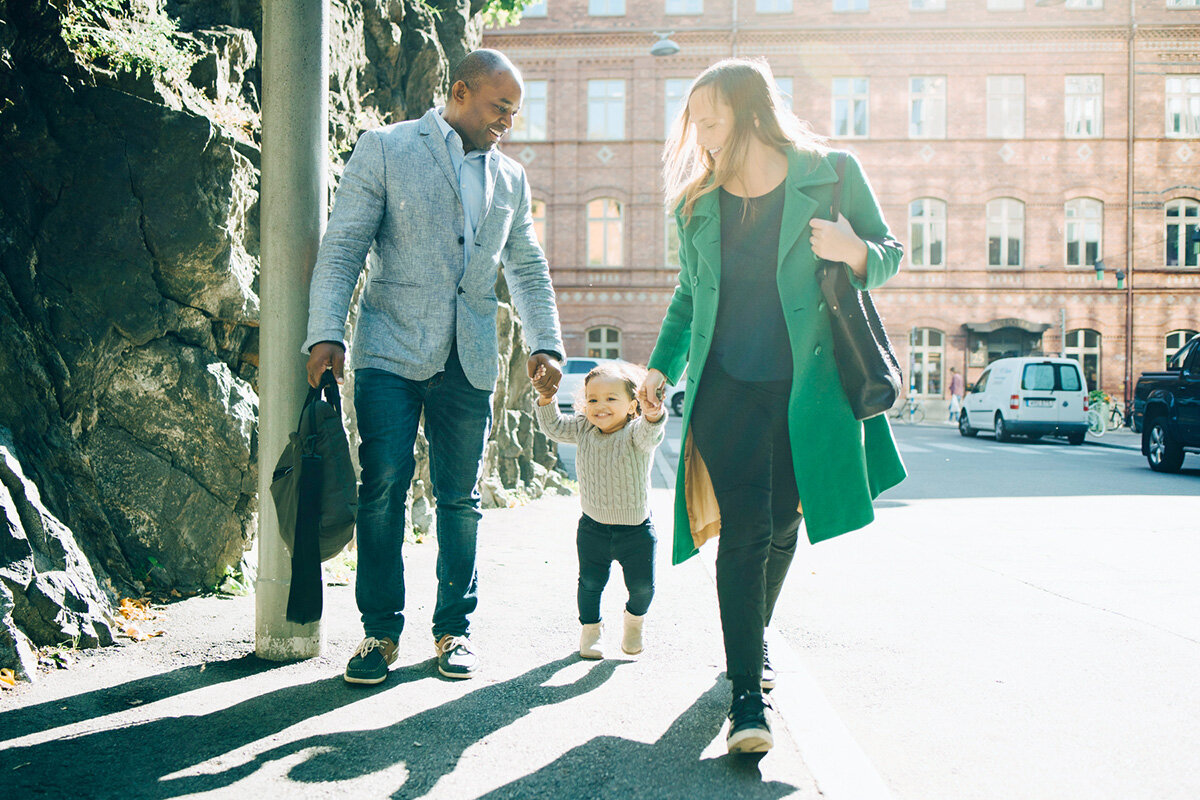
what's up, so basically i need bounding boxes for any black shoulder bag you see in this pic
[816,153,904,420]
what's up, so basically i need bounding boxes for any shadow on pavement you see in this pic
[476,676,799,800]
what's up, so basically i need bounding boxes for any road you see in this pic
[568,418,1200,800]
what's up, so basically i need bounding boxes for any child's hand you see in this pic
[533,365,557,404]
[642,384,665,422]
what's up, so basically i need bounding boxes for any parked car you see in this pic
[959,356,1089,445]
[1132,333,1200,472]
[557,357,621,412]
[665,367,687,416]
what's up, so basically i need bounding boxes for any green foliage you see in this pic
[62,0,196,79]
[481,0,538,28]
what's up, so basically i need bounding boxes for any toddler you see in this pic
[533,361,666,659]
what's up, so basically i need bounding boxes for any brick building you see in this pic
[484,0,1200,413]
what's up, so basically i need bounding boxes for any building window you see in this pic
[664,78,689,139]
[1167,0,1200,8]
[832,77,869,138]
[1066,0,1102,7]
[1065,75,1103,138]
[911,328,944,396]
[910,76,946,138]
[987,0,1023,8]
[1064,329,1101,391]
[509,79,547,141]
[666,0,703,12]
[588,0,624,15]
[665,211,681,268]
[987,198,1024,268]
[1065,198,1102,267]
[756,0,793,11]
[987,75,1025,138]
[775,77,794,111]
[1166,329,1199,367]
[522,0,548,16]
[587,198,623,267]
[833,0,868,10]
[587,79,625,140]
[1166,76,1200,138]
[909,198,946,269]
[531,199,546,247]
[1166,198,1200,267]
[586,327,622,359]
[910,0,946,8]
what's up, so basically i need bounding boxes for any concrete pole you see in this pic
[255,0,328,660]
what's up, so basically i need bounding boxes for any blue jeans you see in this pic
[352,348,492,643]
[576,514,656,625]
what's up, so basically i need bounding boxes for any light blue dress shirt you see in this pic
[434,109,489,272]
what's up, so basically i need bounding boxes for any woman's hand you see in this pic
[638,369,667,416]
[810,214,868,280]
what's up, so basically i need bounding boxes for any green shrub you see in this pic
[62,0,196,79]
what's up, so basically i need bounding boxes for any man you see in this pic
[947,366,964,423]
[303,50,563,684]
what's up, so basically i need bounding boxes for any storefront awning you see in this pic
[961,318,1052,335]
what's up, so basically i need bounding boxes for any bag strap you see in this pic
[294,369,343,434]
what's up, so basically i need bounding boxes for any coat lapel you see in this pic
[418,110,461,198]
[688,190,722,284]
[778,150,837,269]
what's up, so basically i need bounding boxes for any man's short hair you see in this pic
[450,49,515,89]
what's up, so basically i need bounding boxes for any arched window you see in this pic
[1065,198,1102,268]
[1064,328,1101,391]
[1165,198,1200,268]
[586,326,621,359]
[910,327,944,396]
[987,198,1024,268]
[908,198,946,268]
[586,198,623,267]
[1166,329,1199,367]
[530,199,546,248]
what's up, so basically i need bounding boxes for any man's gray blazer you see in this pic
[303,108,563,392]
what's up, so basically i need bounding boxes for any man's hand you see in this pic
[528,353,562,397]
[307,342,345,388]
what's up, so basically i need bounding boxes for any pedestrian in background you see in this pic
[639,58,906,755]
[304,49,564,685]
[947,366,965,423]
[533,362,666,660]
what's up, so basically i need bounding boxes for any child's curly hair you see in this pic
[573,361,649,418]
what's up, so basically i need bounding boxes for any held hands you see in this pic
[529,354,562,406]
[306,342,345,388]
[638,369,667,421]
[810,214,869,280]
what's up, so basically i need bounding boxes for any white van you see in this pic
[959,357,1089,445]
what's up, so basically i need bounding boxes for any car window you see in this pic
[974,370,990,392]
[565,360,597,374]
[1181,342,1200,374]
[1058,364,1082,391]
[1021,364,1056,391]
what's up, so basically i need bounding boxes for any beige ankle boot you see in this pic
[622,610,644,655]
[579,622,604,659]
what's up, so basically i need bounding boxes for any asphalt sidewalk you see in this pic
[0,491,827,800]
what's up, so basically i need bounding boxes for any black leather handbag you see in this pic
[816,153,904,420]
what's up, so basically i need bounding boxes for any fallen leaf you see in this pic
[0,669,16,688]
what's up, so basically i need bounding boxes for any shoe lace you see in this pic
[354,637,388,658]
[438,635,471,655]
[762,641,773,671]
[730,692,770,726]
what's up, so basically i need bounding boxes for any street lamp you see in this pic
[650,31,680,57]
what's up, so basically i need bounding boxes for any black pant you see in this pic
[690,361,802,694]
[576,514,656,625]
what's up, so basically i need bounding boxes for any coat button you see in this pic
[818,300,827,312]
[692,275,699,287]
[814,345,823,356]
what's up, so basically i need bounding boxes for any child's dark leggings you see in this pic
[576,514,656,625]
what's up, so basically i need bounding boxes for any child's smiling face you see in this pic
[583,375,638,434]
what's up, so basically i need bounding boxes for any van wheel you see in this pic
[671,393,684,416]
[993,414,1010,443]
[958,411,977,437]
[1147,418,1185,473]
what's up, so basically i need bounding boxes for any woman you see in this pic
[638,59,906,755]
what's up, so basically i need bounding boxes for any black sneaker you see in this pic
[727,690,774,754]
[344,637,398,685]
[761,640,776,692]
[435,634,479,679]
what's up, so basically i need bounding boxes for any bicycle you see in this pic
[1086,394,1126,437]
[889,395,925,424]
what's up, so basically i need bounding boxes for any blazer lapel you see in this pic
[478,150,500,228]
[779,150,837,268]
[418,110,461,198]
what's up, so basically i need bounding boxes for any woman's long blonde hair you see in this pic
[663,58,829,222]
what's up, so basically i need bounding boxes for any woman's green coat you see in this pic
[648,149,907,565]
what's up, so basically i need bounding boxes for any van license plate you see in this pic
[1026,399,1053,408]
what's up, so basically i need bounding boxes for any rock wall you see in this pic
[0,0,566,679]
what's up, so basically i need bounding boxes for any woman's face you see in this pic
[687,87,735,161]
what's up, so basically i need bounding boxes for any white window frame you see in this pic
[833,0,869,11]
[909,198,947,269]
[586,327,622,359]
[775,77,794,111]
[909,76,946,139]
[1065,0,1102,7]
[1064,329,1101,391]
[911,328,945,396]
[987,198,1025,268]
[1167,0,1200,8]
[1166,76,1200,138]
[588,0,624,15]
[509,79,547,142]
[1166,330,1199,367]
[530,198,547,248]
[756,0,793,13]
[987,0,1024,8]
[832,77,869,138]
[522,0,548,16]
[1165,198,1200,268]
[665,0,703,13]
[587,79,626,140]
[1065,198,1103,268]
[587,198,623,267]
[664,78,689,139]
[1065,75,1103,138]
[910,0,946,8]
[987,75,1025,139]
